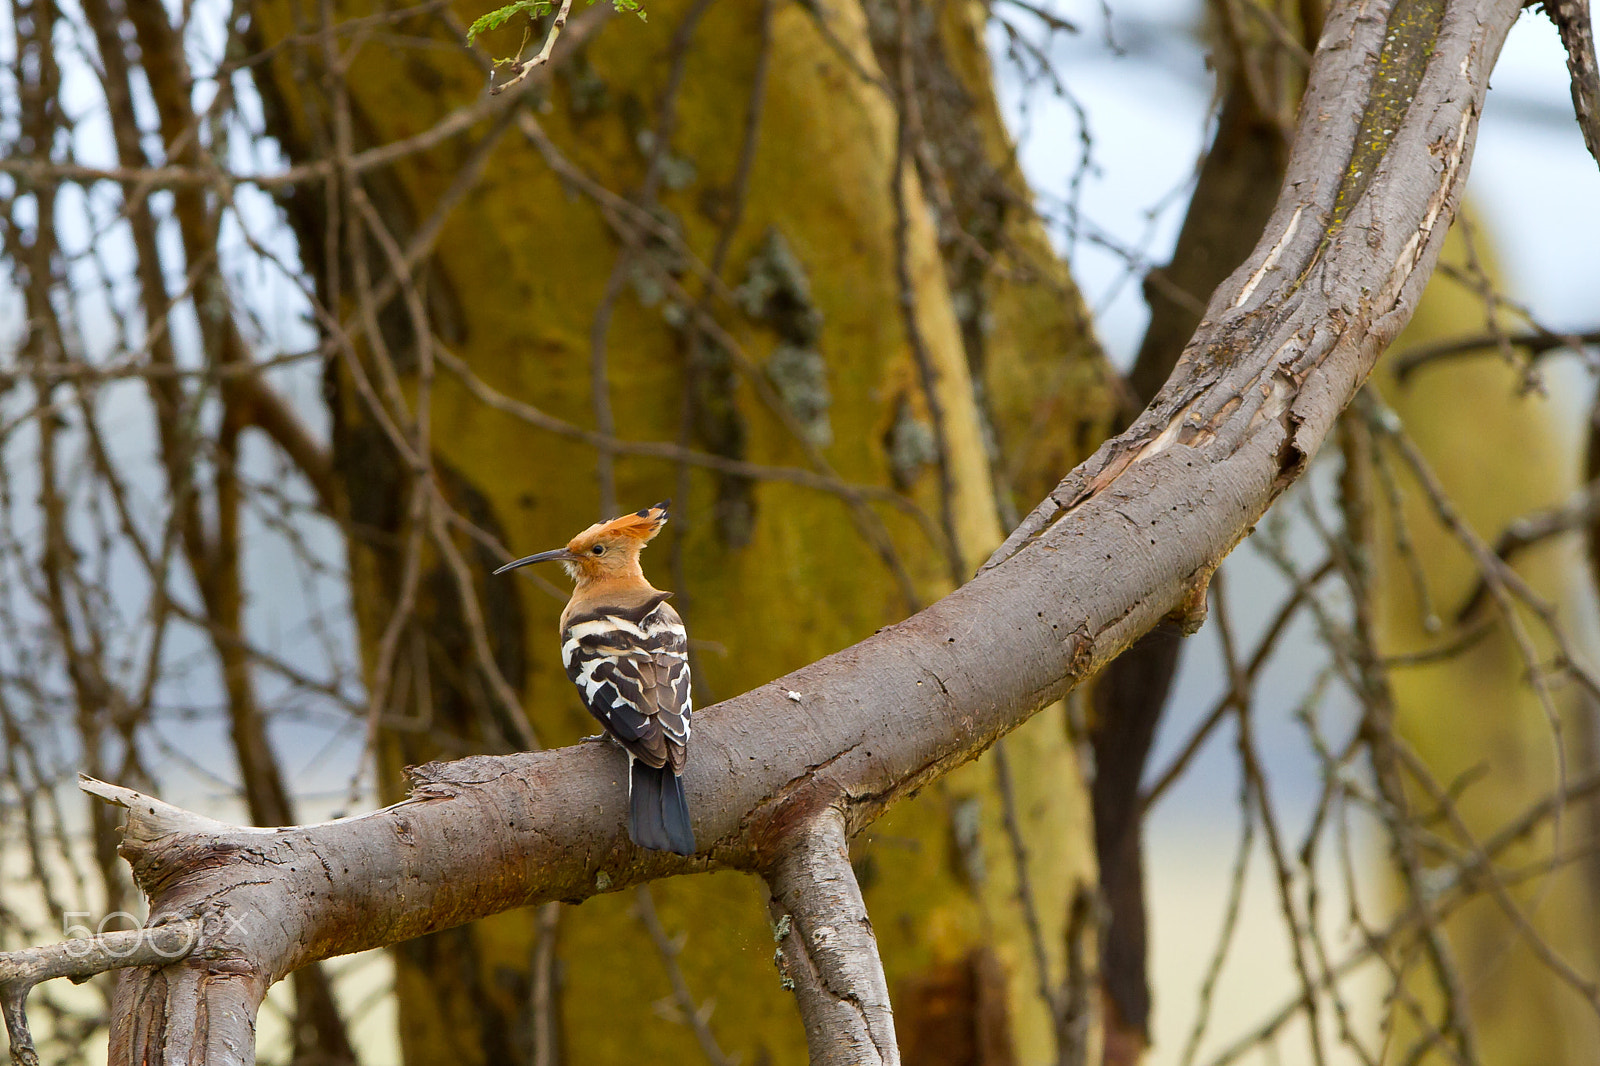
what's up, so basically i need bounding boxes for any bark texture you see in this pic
[1089,74,1291,1059]
[764,808,900,1066]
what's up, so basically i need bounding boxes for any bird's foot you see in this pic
[580,732,613,745]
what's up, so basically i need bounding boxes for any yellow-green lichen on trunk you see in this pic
[248,0,1114,1060]
[1331,0,1445,229]
[1374,221,1600,1064]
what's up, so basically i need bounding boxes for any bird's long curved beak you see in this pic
[493,548,575,575]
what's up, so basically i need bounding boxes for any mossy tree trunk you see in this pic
[249,0,1114,1061]
[1370,225,1600,1064]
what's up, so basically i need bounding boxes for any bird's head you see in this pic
[495,500,669,587]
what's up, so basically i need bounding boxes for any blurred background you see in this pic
[0,0,1597,1062]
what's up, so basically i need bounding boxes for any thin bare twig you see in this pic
[488,0,575,96]
[891,0,966,584]
[2,921,202,1066]
[1392,326,1600,380]
[1454,477,1600,620]
[634,887,735,1066]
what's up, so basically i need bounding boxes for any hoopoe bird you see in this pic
[494,501,695,855]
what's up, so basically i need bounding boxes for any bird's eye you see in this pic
[591,544,606,556]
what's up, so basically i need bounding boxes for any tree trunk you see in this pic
[1374,223,1600,1062]
[247,0,1111,1060]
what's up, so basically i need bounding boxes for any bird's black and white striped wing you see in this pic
[560,597,691,770]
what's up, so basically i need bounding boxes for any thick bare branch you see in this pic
[1090,73,1290,1052]
[764,808,898,1066]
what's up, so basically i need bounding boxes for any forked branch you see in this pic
[2,921,201,1066]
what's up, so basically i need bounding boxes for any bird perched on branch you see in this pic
[494,501,695,855]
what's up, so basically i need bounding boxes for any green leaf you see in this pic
[467,0,642,47]
[466,0,550,44]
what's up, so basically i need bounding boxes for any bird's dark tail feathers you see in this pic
[629,759,696,855]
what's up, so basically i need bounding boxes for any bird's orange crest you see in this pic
[567,500,670,554]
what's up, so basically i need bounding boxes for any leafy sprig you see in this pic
[467,0,550,44]
[467,0,644,46]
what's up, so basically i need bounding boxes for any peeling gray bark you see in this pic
[763,808,899,1066]
[0,0,1529,1059]
[1546,0,1600,168]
